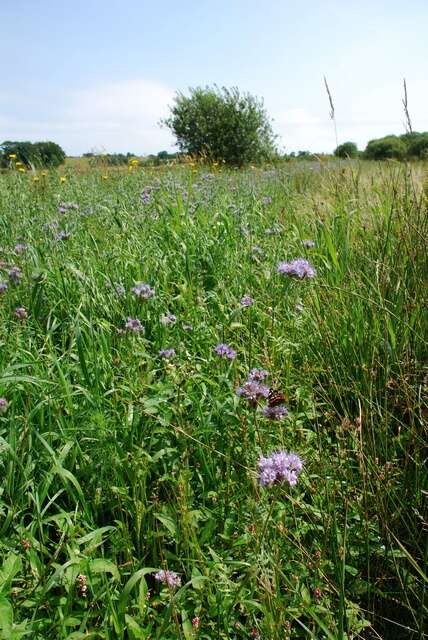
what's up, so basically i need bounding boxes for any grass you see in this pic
[0,159,426,639]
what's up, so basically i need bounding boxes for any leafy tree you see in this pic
[334,141,358,158]
[0,140,66,168]
[402,131,428,158]
[162,86,277,166]
[364,135,407,160]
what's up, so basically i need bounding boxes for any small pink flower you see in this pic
[192,616,200,629]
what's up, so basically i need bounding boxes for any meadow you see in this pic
[0,159,426,639]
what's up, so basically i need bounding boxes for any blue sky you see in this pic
[2,0,427,155]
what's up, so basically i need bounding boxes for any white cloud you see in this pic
[0,79,177,155]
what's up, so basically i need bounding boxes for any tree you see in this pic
[364,135,407,160]
[162,86,277,166]
[0,140,66,168]
[334,141,358,158]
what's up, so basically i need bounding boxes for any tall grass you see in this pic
[0,160,426,639]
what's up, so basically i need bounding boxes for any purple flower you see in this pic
[236,380,269,404]
[0,282,8,294]
[240,295,253,308]
[154,569,181,589]
[56,231,71,241]
[58,202,79,214]
[159,348,176,358]
[0,398,8,414]
[161,312,177,326]
[115,283,125,297]
[214,343,236,360]
[262,405,289,421]
[258,451,304,487]
[141,188,152,205]
[248,368,269,381]
[262,196,272,205]
[277,258,316,279]
[125,317,144,334]
[15,307,28,319]
[131,282,155,300]
[14,243,27,253]
[182,322,193,332]
[302,239,315,248]
[8,266,22,284]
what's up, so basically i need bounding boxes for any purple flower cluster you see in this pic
[115,283,126,297]
[262,196,272,205]
[277,258,316,279]
[248,368,269,381]
[14,243,27,254]
[141,188,153,205]
[154,569,181,589]
[131,282,155,300]
[125,317,144,334]
[258,451,304,487]
[236,380,269,405]
[240,295,253,308]
[59,202,79,214]
[8,266,22,284]
[262,405,288,420]
[214,343,236,360]
[159,348,176,358]
[56,231,71,241]
[0,282,8,294]
[0,398,8,414]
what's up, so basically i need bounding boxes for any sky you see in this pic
[1,0,428,155]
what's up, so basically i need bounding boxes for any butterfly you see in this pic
[267,388,286,407]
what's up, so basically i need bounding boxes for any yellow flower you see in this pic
[60,176,67,183]
[18,167,25,173]
[102,175,108,180]
[8,153,17,159]
[33,176,40,182]
[15,161,23,167]
[41,171,48,177]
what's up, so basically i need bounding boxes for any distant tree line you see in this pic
[334,132,428,160]
[0,141,66,168]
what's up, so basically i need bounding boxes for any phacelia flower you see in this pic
[141,188,152,205]
[302,239,315,248]
[161,312,177,326]
[262,196,272,205]
[15,307,28,319]
[236,380,269,405]
[159,348,176,358]
[277,258,316,279]
[0,282,8,293]
[14,243,27,253]
[115,283,125,297]
[131,282,155,300]
[240,295,253,308]
[258,451,304,487]
[154,569,181,589]
[56,231,71,241]
[125,317,144,334]
[214,343,236,360]
[58,202,79,214]
[248,368,269,381]
[0,398,8,414]
[8,266,22,284]
[262,405,288,421]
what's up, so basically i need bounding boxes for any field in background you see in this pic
[0,160,426,639]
